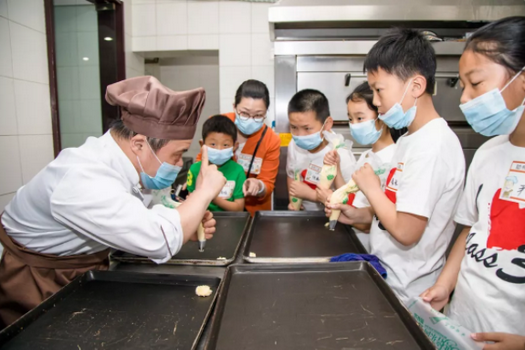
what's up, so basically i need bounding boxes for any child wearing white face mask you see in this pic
[286,89,355,211]
[322,82,405,251]
[421,17,525,348]
[187,115,246,212]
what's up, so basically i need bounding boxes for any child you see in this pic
[327,28,465,304]
[322,82,404,251]
[286,89,355,211]
[187,115,246,211]
[421,17,525,346]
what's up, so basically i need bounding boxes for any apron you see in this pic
[0,214,110,328]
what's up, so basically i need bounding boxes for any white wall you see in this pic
[130,0,275,125]
[157,55,220,158]
[55,4,103,149]
[123,0,145,78]
[0,0,54,212]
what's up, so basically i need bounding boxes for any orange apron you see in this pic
[0,214,109,328]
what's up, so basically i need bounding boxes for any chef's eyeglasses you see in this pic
[236,110,266,123]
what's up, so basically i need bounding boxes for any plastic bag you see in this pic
[321,132,357,187]
[407,297,484,350]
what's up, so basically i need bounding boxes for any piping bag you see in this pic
[327,179,359,231]
[289,169,303,211]
[318,131,346,190]
[151,187,206,252]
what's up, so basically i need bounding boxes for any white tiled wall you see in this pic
[123,0,145,78]
[130,0,275,125]
[0,0,54,213]
[54,3,103,149]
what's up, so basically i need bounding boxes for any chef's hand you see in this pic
[471,332,525,350]
[324,149,340,166]
[316,187,333,205]
[197,146,227,201]
[189,211,216,241]
[352,163,380,196]
[420,284,450,312]
[324,198,357,225]
[243,178,262,197]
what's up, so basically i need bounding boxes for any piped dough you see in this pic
[195,285,212,297]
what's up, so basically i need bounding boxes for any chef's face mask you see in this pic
[137,141,182,190]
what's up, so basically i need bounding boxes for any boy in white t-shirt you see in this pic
[286,89,354,211]
[326,28,465,304]
[421,17,525,348]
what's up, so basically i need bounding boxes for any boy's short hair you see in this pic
[202,115,237,143]
[288,89,331,123]
[364,28,436,95]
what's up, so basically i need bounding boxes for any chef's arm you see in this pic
[175,188,215,242]
[51,167,185,263]
[364,187,427,246]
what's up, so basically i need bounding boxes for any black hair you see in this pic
[288,89,331,123]
[202,115,237,143]
[364,28,436,95]
[346,81,407,142]
[234,80,270,109]
[465,16,525,75]
[110,119,169,152]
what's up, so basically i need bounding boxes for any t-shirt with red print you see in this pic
[369,118,465,304]
[286,136,355,211]
[449,135,525,335]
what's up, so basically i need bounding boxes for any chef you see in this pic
[0,76,226,328]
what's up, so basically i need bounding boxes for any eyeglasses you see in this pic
[236,110,266,123]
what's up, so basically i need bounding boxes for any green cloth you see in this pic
[186,159,246,211]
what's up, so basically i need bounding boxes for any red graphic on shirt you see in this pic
[346,192,356,207]
[385,167,397,203]
[487,188,525,250]
[300,169,317,190]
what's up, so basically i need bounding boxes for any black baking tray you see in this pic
[204,262,435,350]
[243,211,366,263]
[111,212,250,266]
[0,271,221,350]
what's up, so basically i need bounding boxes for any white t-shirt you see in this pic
[349,144,397,251]
[370,118,465,304]
[286,137,354,211]
[448,135,525,335]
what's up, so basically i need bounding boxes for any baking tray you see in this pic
[243,211,366,263]
[111,212,250,266]
[0,271,221,350]
[204,262,435,350]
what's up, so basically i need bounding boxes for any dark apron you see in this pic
[0,214,109,328]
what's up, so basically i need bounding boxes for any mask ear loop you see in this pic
[501,66,525,92]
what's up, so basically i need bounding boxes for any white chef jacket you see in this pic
[1,131,183,264]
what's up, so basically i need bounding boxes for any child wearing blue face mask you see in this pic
[187,115,246,211]
[322,82,405,251]
[421,17,525,348]
[287,89,355,211]
[326,28,465,305]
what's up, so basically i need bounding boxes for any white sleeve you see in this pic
[395,153,447,218]
[50,166,183,264]
[286,140,296,179]
[454,155,478,226]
